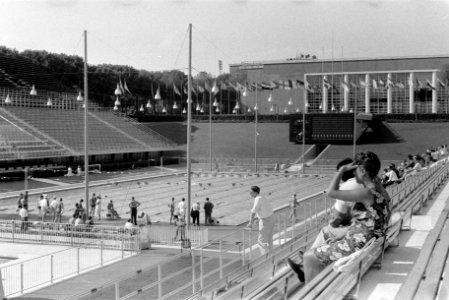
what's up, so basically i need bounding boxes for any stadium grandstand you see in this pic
[3,48,449,300]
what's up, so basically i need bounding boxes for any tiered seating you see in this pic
[0,112,69,160]
[0,68,21,88]
[3,106,176,156]
[201,162,448,300]
[0,54,64,91]
[91,110,177,150]
[395,196,449,300]
[251,162,448,300]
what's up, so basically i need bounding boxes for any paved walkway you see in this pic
[16,248,179,300]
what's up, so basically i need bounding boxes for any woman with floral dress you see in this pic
[289,151,391,282]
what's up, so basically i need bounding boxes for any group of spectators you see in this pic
[380,145,448,187]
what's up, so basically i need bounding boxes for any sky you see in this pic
[0,0,448,76]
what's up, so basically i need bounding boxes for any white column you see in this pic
[432,71,437,113]
[322,75,328,113]
[304,75,309,113]
[365,73,370,113]
[409,73,415,113]
[344,74,349,111]
[387,73,392,114]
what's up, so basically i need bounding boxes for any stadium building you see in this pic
[230,55,449,115]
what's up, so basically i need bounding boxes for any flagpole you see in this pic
[83,30,90,216]
[187,23,192,226]
[209,88,212,171]
[353,88,357,158]
[254,85,258,173]
[331,31,334,111]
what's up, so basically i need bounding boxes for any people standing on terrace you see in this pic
[204,197,214,225]
[129,197,141,225]
[23,191,28,210]
[247,185,275,255]
[50,197,59,222]
[177,198,186,220]
[168,197,175,224]
[19,206,28,231]
[288,151,391,283]
[89,193,97,217]
[95,195,102,220]
[55,198,64,223]
[288,193,298,221]
[39,194,49,222]
[17,193,24,210]
[190,202,200,226]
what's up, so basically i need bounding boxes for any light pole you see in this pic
[83,30,89,217]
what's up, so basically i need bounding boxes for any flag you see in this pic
[260,82,272,90]
[341,81,350,92]
[296,80,305,89]
[372,79,378,89]
[228,82,238,91]
[119,79,125,94]
[212,81,219,94]
[426,80,435,90]
[305,81,315,92]
[123,79,132,95]
[350,81,358,89]
[277,80,286,89]
[270,81,279,89]
[387,78,394,89]
[198,85,205,93]
[438,78,446,87]
[378,79,385,87]
[323,78,332,89]
[416,79,423,89]
[236,82,243,91]
[396,82,405,89]
[332,84,340,94]
[173,84,181,96]
[359,79,367,87]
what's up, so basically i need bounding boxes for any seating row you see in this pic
[394,190,449,299]
[204,162,448,300]
[278,162,449,300]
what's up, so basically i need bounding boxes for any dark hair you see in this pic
[336,157,354,182]
[354,151,381,178]
[250,186,260,194]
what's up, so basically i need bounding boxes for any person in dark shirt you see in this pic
[203,198,214,225]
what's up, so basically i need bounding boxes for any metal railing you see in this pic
[148,224,208,247]
[67,191,333,300]
[1,243,137,298]
[0,221,141,251]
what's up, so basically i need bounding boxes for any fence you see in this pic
[67,191,334,300]
[148,224,208,247]
[0,221,141,251]
[1,243,136,298]
[182,157,299,173]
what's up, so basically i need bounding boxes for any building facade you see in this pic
[229,55,449,115]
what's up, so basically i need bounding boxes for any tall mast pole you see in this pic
[83,30,89,215]
[254,86,258,173]
[187,24,192,226]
